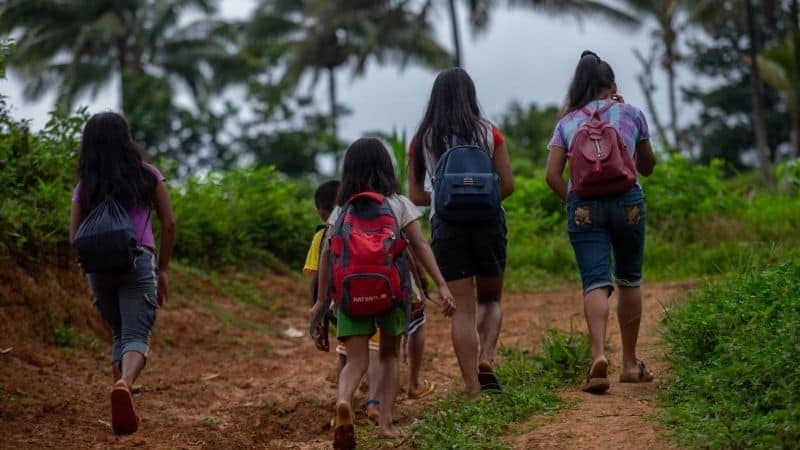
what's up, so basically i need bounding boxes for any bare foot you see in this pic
[378,425,402,439]
[364,400,380,423]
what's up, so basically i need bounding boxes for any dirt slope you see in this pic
[0,264,691,450]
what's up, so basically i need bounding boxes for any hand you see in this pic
[438,285,456,317]
[308,301,323,323]
[157,271,169,306]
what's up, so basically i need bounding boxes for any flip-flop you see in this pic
[619,360,655,383]
[581,357,610,394]
[333,401,356,450]
[364,399,380,423]
[407,380,437,400]
[111,380,139,435]
[478,362,502,392]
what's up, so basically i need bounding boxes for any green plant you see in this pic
[401,329,590,450]
[660,262,800,449]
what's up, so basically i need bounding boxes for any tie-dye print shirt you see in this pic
[547,99,650,158]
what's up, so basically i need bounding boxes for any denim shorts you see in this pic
[87,249,159,363]
[567,186,646,295]
[431,213,507,282]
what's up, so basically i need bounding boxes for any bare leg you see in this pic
[407,325,425,395]
[617,286,642,373]
[365,347,381,420]
[476,275,504,367]
[584,287,610,363]
[376,333,402,438]
[112,362,122,383]
[449,277,480,397]
[120,352,146,389]
[338,337,369,407]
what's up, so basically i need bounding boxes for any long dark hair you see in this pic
[564,50,616,116]
[337,138,400,205]
[412,67,489,182]
[77,112,157,214]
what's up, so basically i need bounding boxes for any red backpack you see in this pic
[568,103,637,199]
[329,192,410,317]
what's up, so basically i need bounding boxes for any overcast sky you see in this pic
[0,1,681,146]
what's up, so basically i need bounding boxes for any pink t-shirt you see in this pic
[72,163,165,250]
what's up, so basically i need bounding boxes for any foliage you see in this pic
[0,0,239,167]
[397,329,589,450]
[684,0,791,168]
[0,100,86,260]
[661,262,800,449]
[498,102,560,176]
[171,166,317,270]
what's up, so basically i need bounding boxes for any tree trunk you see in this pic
[448,0,462,67]
[665,34,679,154]
[792,0,800,158]
[745,0,775,187]
[633,47,669,151]
[328,65,340,173]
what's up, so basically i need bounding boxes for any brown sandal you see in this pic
[581,357,610,394]
[619,360,655,383]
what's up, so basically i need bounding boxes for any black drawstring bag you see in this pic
[73,196,146,273]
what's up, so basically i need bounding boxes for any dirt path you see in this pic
[0,274,691,449]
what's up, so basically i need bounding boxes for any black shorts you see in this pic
[430,213,507,282]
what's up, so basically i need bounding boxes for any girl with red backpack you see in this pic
[545,51,657,394]
[309,138,455,448]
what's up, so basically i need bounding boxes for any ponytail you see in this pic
[563,50,615,116]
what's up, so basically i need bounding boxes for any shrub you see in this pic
[171,166,316,270]
[661,262,800,449]
[0,104,86,263]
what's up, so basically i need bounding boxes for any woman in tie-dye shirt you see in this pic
[545,50,657,395]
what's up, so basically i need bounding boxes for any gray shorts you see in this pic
[87,249,159,363]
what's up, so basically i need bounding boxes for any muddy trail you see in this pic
[0,265,691,450]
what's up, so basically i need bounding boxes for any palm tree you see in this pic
[744,0,775,187]
[433,0,638,68]
[249,0,451,168]
[758,38,800,158]
[0,0,235,153]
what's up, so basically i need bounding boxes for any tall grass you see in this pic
[660,262,800,449]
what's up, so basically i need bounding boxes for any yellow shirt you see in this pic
[303,228,325,274]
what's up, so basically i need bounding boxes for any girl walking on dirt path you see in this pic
[309,138,455,448]
[408,68,515,398]
[545,51,657,394]
[69,112,176,434]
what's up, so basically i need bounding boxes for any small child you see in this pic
[305,180,382,422]
[310,138,455,448]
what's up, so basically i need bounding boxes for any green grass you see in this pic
[358,328,590,450]
[660,262,800,449]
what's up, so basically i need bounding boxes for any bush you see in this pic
[0,103,85,262]
[661,262,800,449]
[171,166,316,270]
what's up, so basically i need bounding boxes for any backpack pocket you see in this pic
[340,273,395,318]
[436,173,501,223]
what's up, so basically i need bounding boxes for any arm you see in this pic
[545,147,569,203]
[635,139,657,177]
[493,142,515,199]
[154,181,176,305]
[407,150,431,206]
[404,220,455,316]
[307,272,318,307]
[314,230,332,307]
[69,202,84,244]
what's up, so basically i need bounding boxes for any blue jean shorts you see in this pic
[87,249,159,363]
[567,186,646,295]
